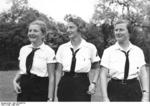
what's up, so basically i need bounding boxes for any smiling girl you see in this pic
[13,20,56,101]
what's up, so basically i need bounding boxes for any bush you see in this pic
[0,60,19,71]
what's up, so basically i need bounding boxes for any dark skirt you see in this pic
[17,74,49,101]
[107,78,142,101]
[57,73,91,101]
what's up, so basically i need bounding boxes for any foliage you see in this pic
[92,0,150,64]
[85,23,105,57]
[0,0,62,70]
[1,0,150,70]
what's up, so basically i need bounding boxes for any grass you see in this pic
[1,70,149,102]
[0,71,17,101]
[0,70,103,101]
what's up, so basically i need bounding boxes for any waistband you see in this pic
[22,73,48,79]
[111,78,138,84]
[64,72,88,78]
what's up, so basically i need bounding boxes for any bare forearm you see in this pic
[92,68,100,83]
[139,65,149,101]
[55,63,63,100]
[47,63,55,100]
[48,76,55,99]
[100,67,109,99]
[139,66,149,92]
[56,70,62,86]
[91,62,100,83]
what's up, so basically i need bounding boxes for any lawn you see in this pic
[0,70,103,101]
[0,71,17,101]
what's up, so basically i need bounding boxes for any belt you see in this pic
[64,72,88,78]
[111,78,138,85]
[22,73,48,79]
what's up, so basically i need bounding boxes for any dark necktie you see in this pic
[70,48,80,74]
[26,48,39,74]
[121,50,130,81]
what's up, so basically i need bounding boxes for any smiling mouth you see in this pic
[28,35,36,39]
[67,32,74,36]
[67,32,73,35]
[116,34,123,38]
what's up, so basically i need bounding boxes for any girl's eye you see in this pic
[68,26,74,29]
[28,29,32,32]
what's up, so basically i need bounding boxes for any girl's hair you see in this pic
[65,15,86,34]
[29,20,47,36]
[114,19,133,34]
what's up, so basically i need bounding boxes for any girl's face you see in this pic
[28,24,44,44]
[114,23,130,43]
[67,22,79,39]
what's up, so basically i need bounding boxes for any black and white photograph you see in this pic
[0,0,149,103]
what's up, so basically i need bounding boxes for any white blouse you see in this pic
[101,42,146,79]
[18,43,56,77]
[56,39,100,73]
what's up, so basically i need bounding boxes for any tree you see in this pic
[0,0,28,23]
[86,23,105,57]
[92,0,118,26]
[0,0,62,70]
[92,0,150,63]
